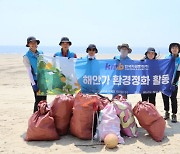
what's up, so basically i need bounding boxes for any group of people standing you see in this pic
[23,36,180,123]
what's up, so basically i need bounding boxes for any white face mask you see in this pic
[120,49,128,58]
[88,55,95,59]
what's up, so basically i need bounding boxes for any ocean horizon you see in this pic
[0,45,169,56]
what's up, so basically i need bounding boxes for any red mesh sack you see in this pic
[146,116,165,141]
[133,101,162,126]
[25,100,59,141]
[70,92,99,139]
[133,101,165,141]
[96,94,110,110]
[50,94,75,135]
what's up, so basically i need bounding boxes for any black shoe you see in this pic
[164,112,170,120]
[171,114,177,123]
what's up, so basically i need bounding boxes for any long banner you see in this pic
[37,55,175,96]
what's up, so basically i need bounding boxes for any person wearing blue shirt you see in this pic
[114,43,132,60]
[54,37,77,58]
[141,47,157,106]
[23,36,47,113]
[113,43,132,99]
[162,43,180,123]
[82,44,98,60]
[79,44,99,92]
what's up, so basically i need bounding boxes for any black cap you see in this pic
[26,36,40,47]
[86,44,98,53]
[59,37,72,46]
[169,43,180,53]
[145,47,157,56]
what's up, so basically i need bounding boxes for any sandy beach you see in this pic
[0,53,180,154]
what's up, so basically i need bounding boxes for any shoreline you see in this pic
[0,53,166,60]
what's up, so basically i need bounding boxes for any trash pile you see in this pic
[25,93,166,148]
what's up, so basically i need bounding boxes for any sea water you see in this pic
[0,45,168,55]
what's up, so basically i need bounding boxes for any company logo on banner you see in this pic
[37,55,175,96]
[75,58,175,96]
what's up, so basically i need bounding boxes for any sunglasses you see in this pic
[88,48,96,51]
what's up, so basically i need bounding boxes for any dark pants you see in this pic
[32,81,47,113]
[141,93,156,106]
[33,90,47,113]
[162,86,178,114]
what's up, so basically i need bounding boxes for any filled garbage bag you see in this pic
[113,95,138,137]
[50,94,75,135]
[133,101,166,142]
[96,94,110,110]
[94,103,124,144]
[70,92,99,139]
[25,100,59,141]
